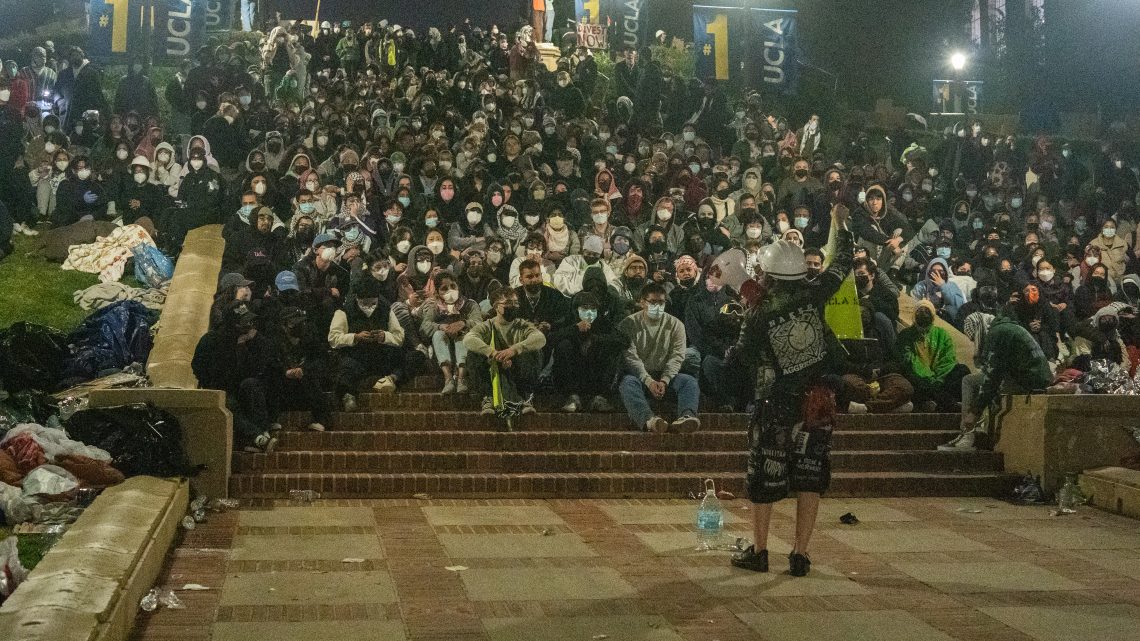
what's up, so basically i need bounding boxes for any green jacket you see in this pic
[972,315,1052,412]
[896,324,958,383]
[336,37,361,63]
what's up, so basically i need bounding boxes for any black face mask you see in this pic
[502,305,521,322]
[716,188,731,199]
[583,255,600,265]
[624,276,647,289]
[794,169,809,179]
[524,283,542,296]
[679,277,697,287]
[649,240,666,253]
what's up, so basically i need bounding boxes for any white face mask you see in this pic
[1038,270,1054,282]
[55,160,69,171]
[133,172,148,184]
[253,182,267,195]
[44,143,57,154]
[683,131,695,142]
[239,95,251,106]
[190,159,204,171]
[372,267,390,281]
[746,227,762,239]
[223,115,235,125]
[196,100,207,110]
[306,181,319,192]
[500,215,516,228]
[392,162,405,173]
[0,90,10,102]
[116,149,129,160]
[416,260,432,273]
[624,162,636,173]
[316,135,329,146]
[395,239,411,254]
[777,220,790,233]
[157,152,170,164]
[1086,256,1099,266]
[76,168,91,180]
[319,246,337,261]
[442,289,459,304]
[467,211,482,225]
[427,241,444,254]
[656,209,672,221]
[591,213,608,225]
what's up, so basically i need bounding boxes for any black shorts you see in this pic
[745,386,835,504]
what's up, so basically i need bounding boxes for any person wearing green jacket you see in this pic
[463,286,546,416]
[335,28,362,80]
[941,314,1052,451]
[895,299,970,412]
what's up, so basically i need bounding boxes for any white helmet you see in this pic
[320,21,331,30]
[708,248,750,291]
[759,240,807,281]
[130,155,151,169]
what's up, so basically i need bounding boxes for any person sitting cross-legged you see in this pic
[327,274,406,412]
[618,282,701,433]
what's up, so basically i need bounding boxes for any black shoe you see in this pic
[788,552,811,577]
[731,545,768,572]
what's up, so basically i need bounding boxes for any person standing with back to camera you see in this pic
[728,202,853,577]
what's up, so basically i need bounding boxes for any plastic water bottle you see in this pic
[1056,473,1085,514]
[696,478,724,550]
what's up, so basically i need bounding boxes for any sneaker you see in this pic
[441,378,456,395]
[561,394,581,413]
[644,416,668,433]
[414,344,431,358]
[480,396,495,415]
[731,545,768,572]
[846,401,868,414]
[588,395,613,412]
[456,378,468,394]
[342,393,358,412]
[937,431,976,451]
[19,224,38,237]
[788,552,812,577]
[890,401,914,413]
[243,431,277,453]
[670,413,700,433]
[305,422,326,432]
[521,400,537,415]
[917,400,939,413]
[373,376,397,394]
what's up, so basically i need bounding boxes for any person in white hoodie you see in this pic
[150,141,182,197]
[553,234,620,296]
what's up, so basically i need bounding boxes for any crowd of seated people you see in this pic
[0,15,1136,453]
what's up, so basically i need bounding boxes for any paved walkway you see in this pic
[129,497,1140,641]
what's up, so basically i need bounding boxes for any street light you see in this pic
[950,52,967,71]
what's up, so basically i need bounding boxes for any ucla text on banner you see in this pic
[89,0,209,62]
[692,5,746,82]
[824,273,864,340]
[750,7,799,94]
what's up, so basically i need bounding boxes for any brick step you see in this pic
[274,429,957,453]
[356,393,742,413]
[236,449,1002,474]
[281,411,960,433]
[229,470,1018,499]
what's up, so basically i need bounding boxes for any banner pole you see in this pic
[313,0,322,35]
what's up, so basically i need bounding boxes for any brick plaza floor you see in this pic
[129,497,1140,641]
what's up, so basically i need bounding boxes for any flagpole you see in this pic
[313,0,321,36]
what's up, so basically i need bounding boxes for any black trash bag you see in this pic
[0,322,69,393]
[65,403,200,478]
[63,301,155,384]
[0,390,58,430]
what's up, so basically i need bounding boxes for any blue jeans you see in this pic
[240,0,256,31]
[431,330,468,366]
[619,373,699,428]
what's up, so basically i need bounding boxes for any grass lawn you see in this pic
[0,234,101,332]
[0,526,54,572]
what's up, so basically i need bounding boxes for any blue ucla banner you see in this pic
[90,0,208,63]
[692,5,746,82]
[750,7,799,94]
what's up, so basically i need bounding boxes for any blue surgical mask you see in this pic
[794,216,809,229]
[425,218,439,228]
[646,303,665,320]
[578,308,598,323]
[240,204,255,217]
[298,202,316,215]
[398,196,411,207]
[936,247,952,259]
[386,214,401,225]
[971,218,983,230]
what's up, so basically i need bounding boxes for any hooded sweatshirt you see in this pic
[971,315,1051,412]
[911,257,966,323]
